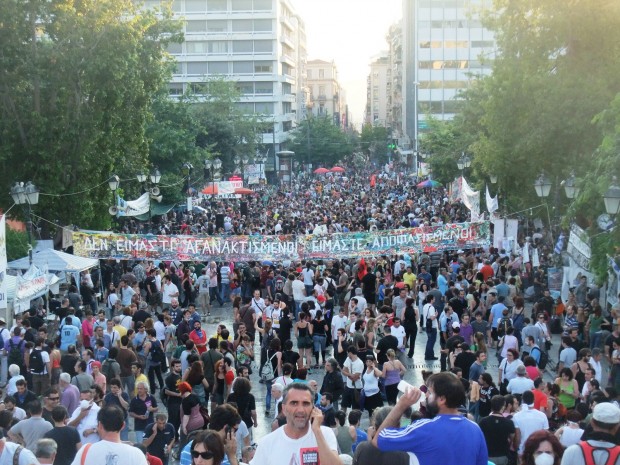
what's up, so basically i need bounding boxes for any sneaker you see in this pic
[265,410,270,416]
[207,311,211,316]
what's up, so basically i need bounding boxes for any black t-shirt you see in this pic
[132,310,151,325]
[478,385,499,417]
[60,354,79,377]
[454,352,477,380]
[165,372,182,404]
[103,391,130,417]
[42,408,54,424]
[227,392,256,429]
[144,422,175,460]
[182,393,200,415]
[312,319,327,336]
[129,395,157,431]
[44,425,81,465]
[479,415,516,457]
[278,316,293,344]
[376,335,399,364]
[145,276,158,295]
[282,350,300,378]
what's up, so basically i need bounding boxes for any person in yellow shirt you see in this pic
[212,324,233,344]
[402,266,417,291]
[112,316,128,338]
[131,362,150,397]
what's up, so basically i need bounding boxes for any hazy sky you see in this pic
[292,0,402,128]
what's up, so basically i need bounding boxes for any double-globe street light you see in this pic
[204,158,222,198]
[108,168,161,233]
[456,152,472,172]
[9,181,40,263]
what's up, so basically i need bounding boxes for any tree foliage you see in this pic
[0,0,183,230]
[359,123,388,164]
[288,115,353,167]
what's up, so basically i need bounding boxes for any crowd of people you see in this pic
[1,168,619,465]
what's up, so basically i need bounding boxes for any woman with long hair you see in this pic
[521,430,564,465]
[382,349,406,405]
[365,318,378,352]
[263,337,282,417]
[295,312,314,370]
[212,359,233,406]
[402,297,419,358]
[179,381,206,451]
[498,349,523,395]
[182,268,194,308]
[361,355,384,417]
[311,310,329,368]
[184,360,210,406]
[417,283,429,310]
[232,296,242,337]
[555,368,579,411]
[255,318,276,369]
[227,377,257,436]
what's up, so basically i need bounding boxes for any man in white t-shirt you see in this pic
[251,383,340,465]
[512,390,549,454]
[342,347,364,414]
[0,437,39,465]
[71,404,147,465]
[161,276,179,310]
[331,308,348,346]
[390,318,407,352]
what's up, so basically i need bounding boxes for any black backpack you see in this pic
[326,278,337,296]
[149,340,166,365]
[274,276,285,292]
[531,346,549,370]
[8,340,24,370]
[497,316,513,337]
[29,348,45,373]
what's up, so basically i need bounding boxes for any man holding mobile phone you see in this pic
[251,383,341,465]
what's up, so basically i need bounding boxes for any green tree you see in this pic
[6,227,34,262]
[359,123,389,164]
[288,115,353,166]
[460,0,620,214]
[0,0,183,230]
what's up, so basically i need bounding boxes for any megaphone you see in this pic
[150,195,163,203]
[150,186,160,196]
[109,206,118,215]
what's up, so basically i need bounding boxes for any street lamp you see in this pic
[135,167,161,233]
[108,175,120,191]
[563,172,580,199]
[603,176,620,216]
[254,152,267,185]
[150,167,162,185]
[204,158,222,198]
[490,174,498,184]
[10,181,39,263]
[234,155,250,181]
[533,172,552,198]
[457,152,471,172]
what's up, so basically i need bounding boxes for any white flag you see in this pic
[0,215,6,309]
[486,184,499,214]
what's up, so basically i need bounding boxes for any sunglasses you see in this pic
[191,450,214,460]
[48,397,60,401]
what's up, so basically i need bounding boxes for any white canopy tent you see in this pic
[7,248,98,272]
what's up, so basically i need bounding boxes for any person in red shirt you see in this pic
[189,321,208,355]
[532,378,550,417]
[133,443,163,465]
[480,260,495,281]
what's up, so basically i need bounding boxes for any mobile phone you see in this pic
[225,425,232,437]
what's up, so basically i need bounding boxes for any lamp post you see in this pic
[603,176,620,216]
[457,152,471,173]
[254,152,267,186]
[132,168,161,233]
[204,158,222,198]
[234,155,250,183]
[10,181,40,263]
[563,172,581,199]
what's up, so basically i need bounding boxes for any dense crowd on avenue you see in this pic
[2,167,620,465]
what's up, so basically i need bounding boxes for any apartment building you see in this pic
[365,52,390,126]
[306,59,345,127]
[144,0,307,175]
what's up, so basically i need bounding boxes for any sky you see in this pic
[292,0,402,129]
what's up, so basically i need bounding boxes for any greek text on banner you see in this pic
[71,222,490,262]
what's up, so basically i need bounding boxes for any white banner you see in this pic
[0,216,7,309]
[117,192,151,217]
[486,185,499,214]
[461,177,481,222]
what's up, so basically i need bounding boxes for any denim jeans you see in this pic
[425,328,437,359]
[209,286,223,305]
[220,283,231,303]
[265,379,273,411]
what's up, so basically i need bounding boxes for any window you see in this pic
[319,104,324,114]
[208,41,228,54]
[254,62,272,73]
[254,19,272,32]
[255,102,273,114]
[187,62,209,75]
[235,102,254,113]
[319,69,324,79]
[419,80,468,89]
[254,40,272,53]
[233,40,253,53]
[168,83,183,95]
[231,0,253,10]
[418,60,469,69]
[472,40,495,48]
[172,62,183,75]
[186,41,208,54]
[233,61,253,73]
[190,83,205,94]
[207,20,227,33]
[444,40,469,48]
[255,82,273,94]
[207,0,227,11]
[281,82,291,94]
[167,42,182,54]
[307,69,312,79]
[185,0,207,12]
[236,82,254,94]
[282,102,291,113]
[253,0,272,10]
[186,20,206,33]
[232,19,253,32]
[318,85,325,96]
[209,62,229,74]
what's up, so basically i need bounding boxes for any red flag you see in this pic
[370,174,376,188]
[357,258,367,281]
